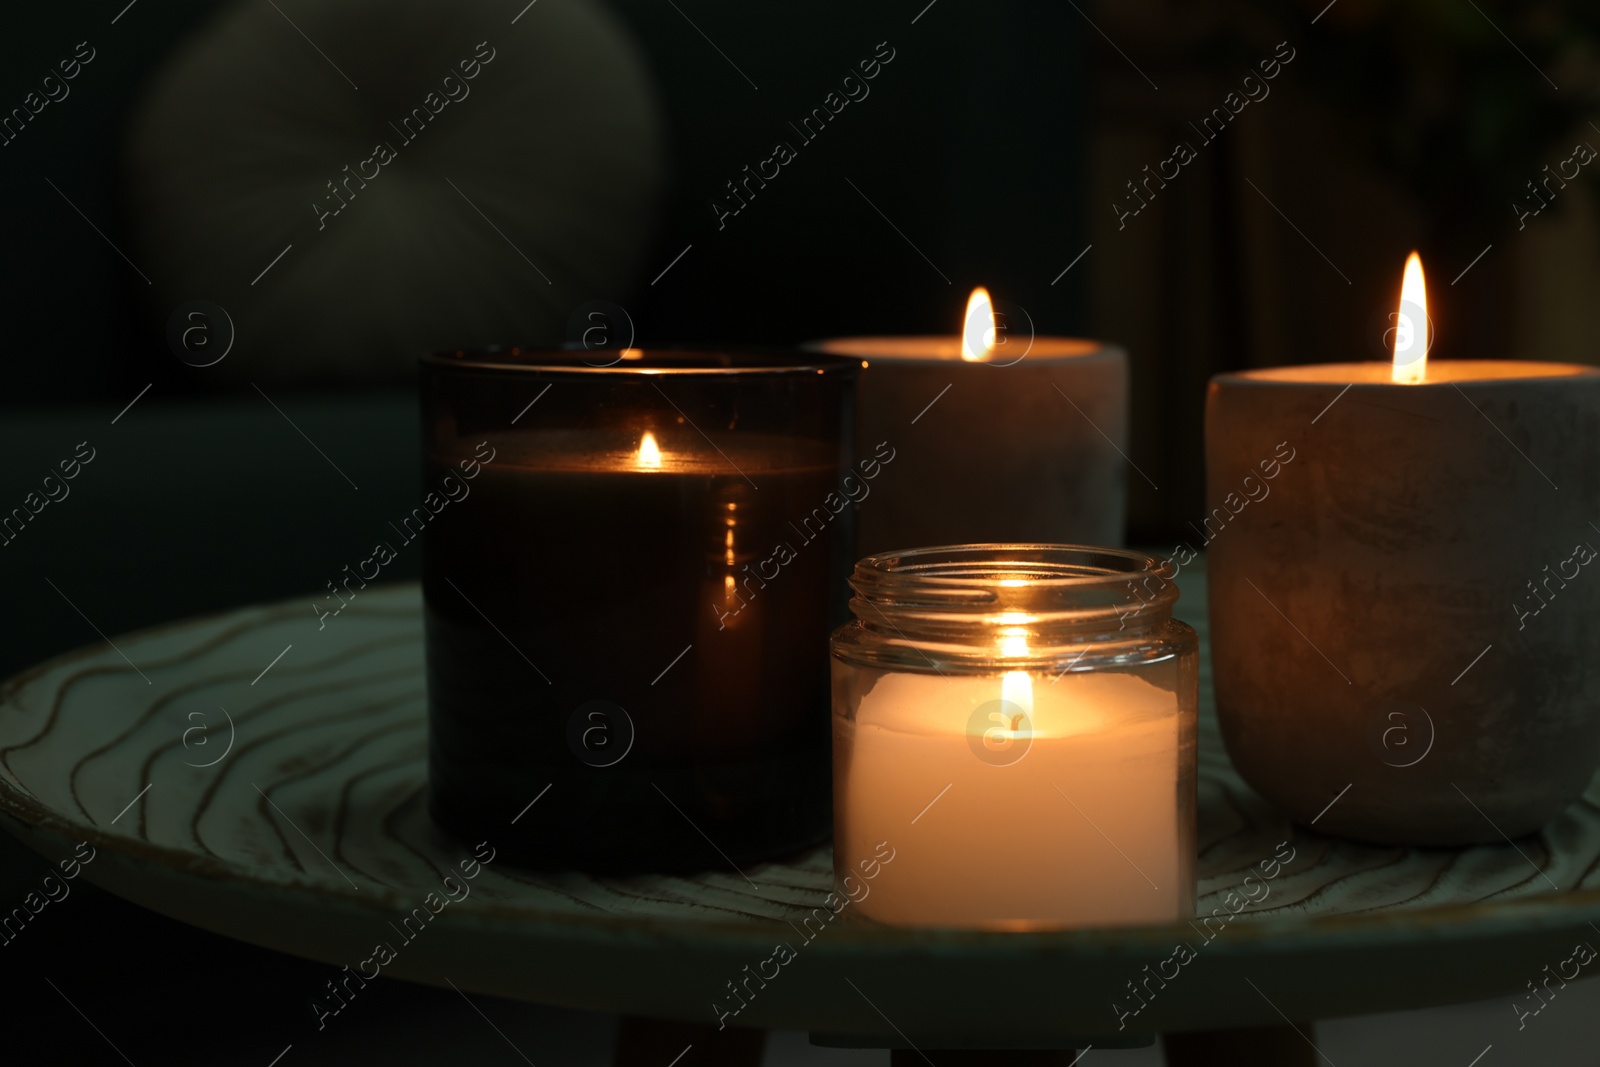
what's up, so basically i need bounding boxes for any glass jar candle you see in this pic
[422,347,860,873]
[830,545,1198,928]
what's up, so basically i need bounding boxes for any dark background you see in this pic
[1,0,1089,402]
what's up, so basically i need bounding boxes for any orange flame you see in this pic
[637,432,662,469]
[961,287,997,361]
[1392,252,1428,384]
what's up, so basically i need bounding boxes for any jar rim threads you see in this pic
[844,544,1180,655]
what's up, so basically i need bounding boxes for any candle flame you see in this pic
[961,286,997,361]
[637,432,662,469]
[1392,252,1428,384]
[1000,670,1034,723]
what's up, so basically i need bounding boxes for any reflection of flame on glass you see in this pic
[997,610,1032,659]
[1392,251,1428,384]
[637,431,662,469]
[995,609,1034,742]
[715,492,745,615]
[961,286,997,361]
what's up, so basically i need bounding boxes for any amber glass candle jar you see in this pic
[831,545,1198,928]
[422,348,860,872]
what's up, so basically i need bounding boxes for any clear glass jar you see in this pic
[829,545,1198,929]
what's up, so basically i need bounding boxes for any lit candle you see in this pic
[1205,254,1600,845]
[811,291,1130,555]
[422,349,861,872]
[831,545,1198,929]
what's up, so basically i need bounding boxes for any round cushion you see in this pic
[124,0,665,382]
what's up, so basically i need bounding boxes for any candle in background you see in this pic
[1206,253,1600,845]
[421,349,860,872]
[811,291,1130,555]
[830,545,1197,929]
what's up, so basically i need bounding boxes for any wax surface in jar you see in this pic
[834,665,1192,928]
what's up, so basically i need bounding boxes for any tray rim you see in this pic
[2,582,1599,957]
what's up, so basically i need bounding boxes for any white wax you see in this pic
[835,666,1189,928]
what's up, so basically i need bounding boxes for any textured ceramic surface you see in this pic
[1206,367,1600,844]
[2,573,1599,1047]
[811,339,1129,555]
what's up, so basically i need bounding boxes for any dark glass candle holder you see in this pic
[420,347,860,872]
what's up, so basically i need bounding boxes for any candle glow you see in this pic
[832,545,1196,929]
[835,656,1190,928]
[636,431,662,469]
[1391,252,1428,385]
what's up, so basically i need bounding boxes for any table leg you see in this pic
[1162,1023,1319,1066]
[613,1016,765,1067]
[889,1053,1085,1065]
